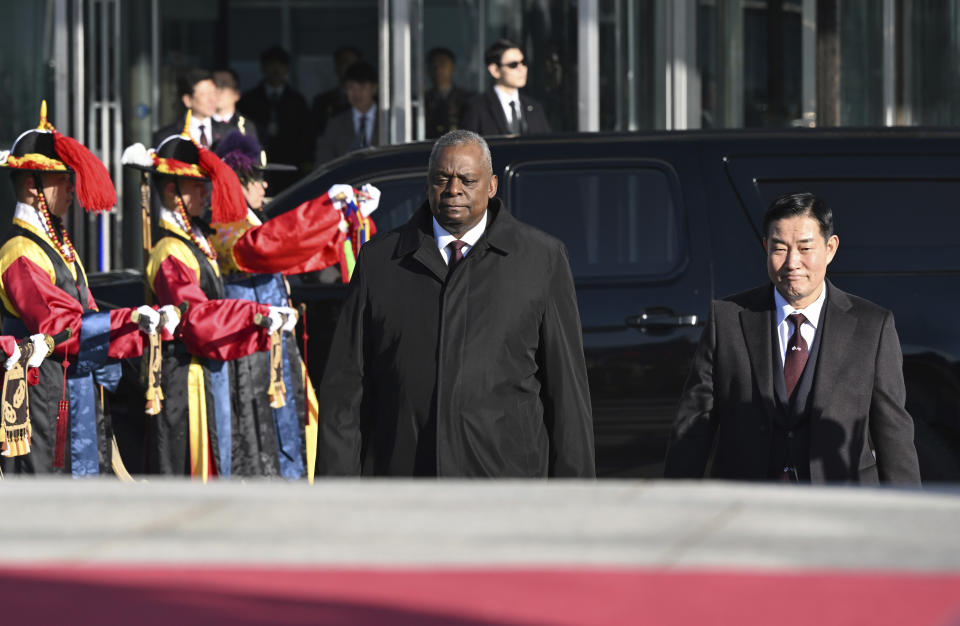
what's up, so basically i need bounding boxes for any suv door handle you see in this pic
[625,312,699,330]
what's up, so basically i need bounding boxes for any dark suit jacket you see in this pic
[312,88,350,138]
[459,88,551,136]
[211,112,258,148]
[664,281,920,484]
[153,114,193,148]
[238,82,311,165]
[317,199,594,478]
[424,85,474,138]
[315,108,379,164]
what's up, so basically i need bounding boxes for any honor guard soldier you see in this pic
[0,101,165,476]
[212,130,378,480]
[122,114,293,481]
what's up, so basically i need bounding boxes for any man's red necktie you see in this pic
[447,240,467,273]
[783,313,809,397]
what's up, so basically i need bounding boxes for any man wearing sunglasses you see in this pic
[461,39,551,137]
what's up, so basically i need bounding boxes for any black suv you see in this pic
[260,128,960,481]
[92,128,960,480]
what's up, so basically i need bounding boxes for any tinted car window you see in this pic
[508,165,682,279]
[360,175,425,233]
[757,179,960,272]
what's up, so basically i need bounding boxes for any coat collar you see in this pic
[396,197,514,281]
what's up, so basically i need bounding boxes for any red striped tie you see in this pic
[783,313,809,397]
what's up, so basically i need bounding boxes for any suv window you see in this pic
[756,179,960,272]
[359,174,426,233]
[508,164,683,279]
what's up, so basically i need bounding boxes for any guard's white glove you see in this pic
[266,306,285,334]
[358,184,381,217]
[279,307,299,333]
[3,342,21,371]
[26,334,47,369]
[135,305,160,335]
[158,304,183,336]
[327,184,355,207]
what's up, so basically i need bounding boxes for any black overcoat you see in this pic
[318,199,595,477]
[664,282,921,484]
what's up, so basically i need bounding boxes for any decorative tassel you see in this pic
[1,423,32,458]
[197,145,248,223]
[36,101,116,213]
[145,386,163,415]
[53,357,69,469]
[269,381,287,409]
[267,331,286,409]
[142,330,166,415]
[52,130,117,212]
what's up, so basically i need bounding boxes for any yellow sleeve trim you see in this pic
[147,236,201,290]
[0,236,57,318]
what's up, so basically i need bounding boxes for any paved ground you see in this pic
[3,480,959,625]
[3,478,959,570]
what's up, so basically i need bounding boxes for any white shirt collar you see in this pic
[775,282,827,330]
[14,201,46,233]
[493,85,519,107]
[493,85,521,127]
[189,114,210,144]
[432,210,488,264]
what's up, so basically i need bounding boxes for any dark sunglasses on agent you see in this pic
[500,59,526,69]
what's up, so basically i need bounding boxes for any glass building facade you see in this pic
[2,0,960,269]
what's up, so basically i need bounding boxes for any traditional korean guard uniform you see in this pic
[122,118,289,480]
[210,130,377,480]
[0,102,159,476]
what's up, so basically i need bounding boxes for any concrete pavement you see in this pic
[3,479,959,571]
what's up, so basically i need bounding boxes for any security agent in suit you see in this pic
[153,69,218,149]
[210,68,258,148]
[460,39,550,137]
[664,192,920,485]
[315,62,379,165]
[237,46,311,192]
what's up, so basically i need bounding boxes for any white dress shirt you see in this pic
[433,210,488,265]
[189,114,211,146]
[493,85,521,131]
[774,283,827,368]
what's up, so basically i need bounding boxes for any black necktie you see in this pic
[508,101,521,135]
[199,123,209,147]
[358,114,368,148]
[783,313,809,397]
[447,240,467,273]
